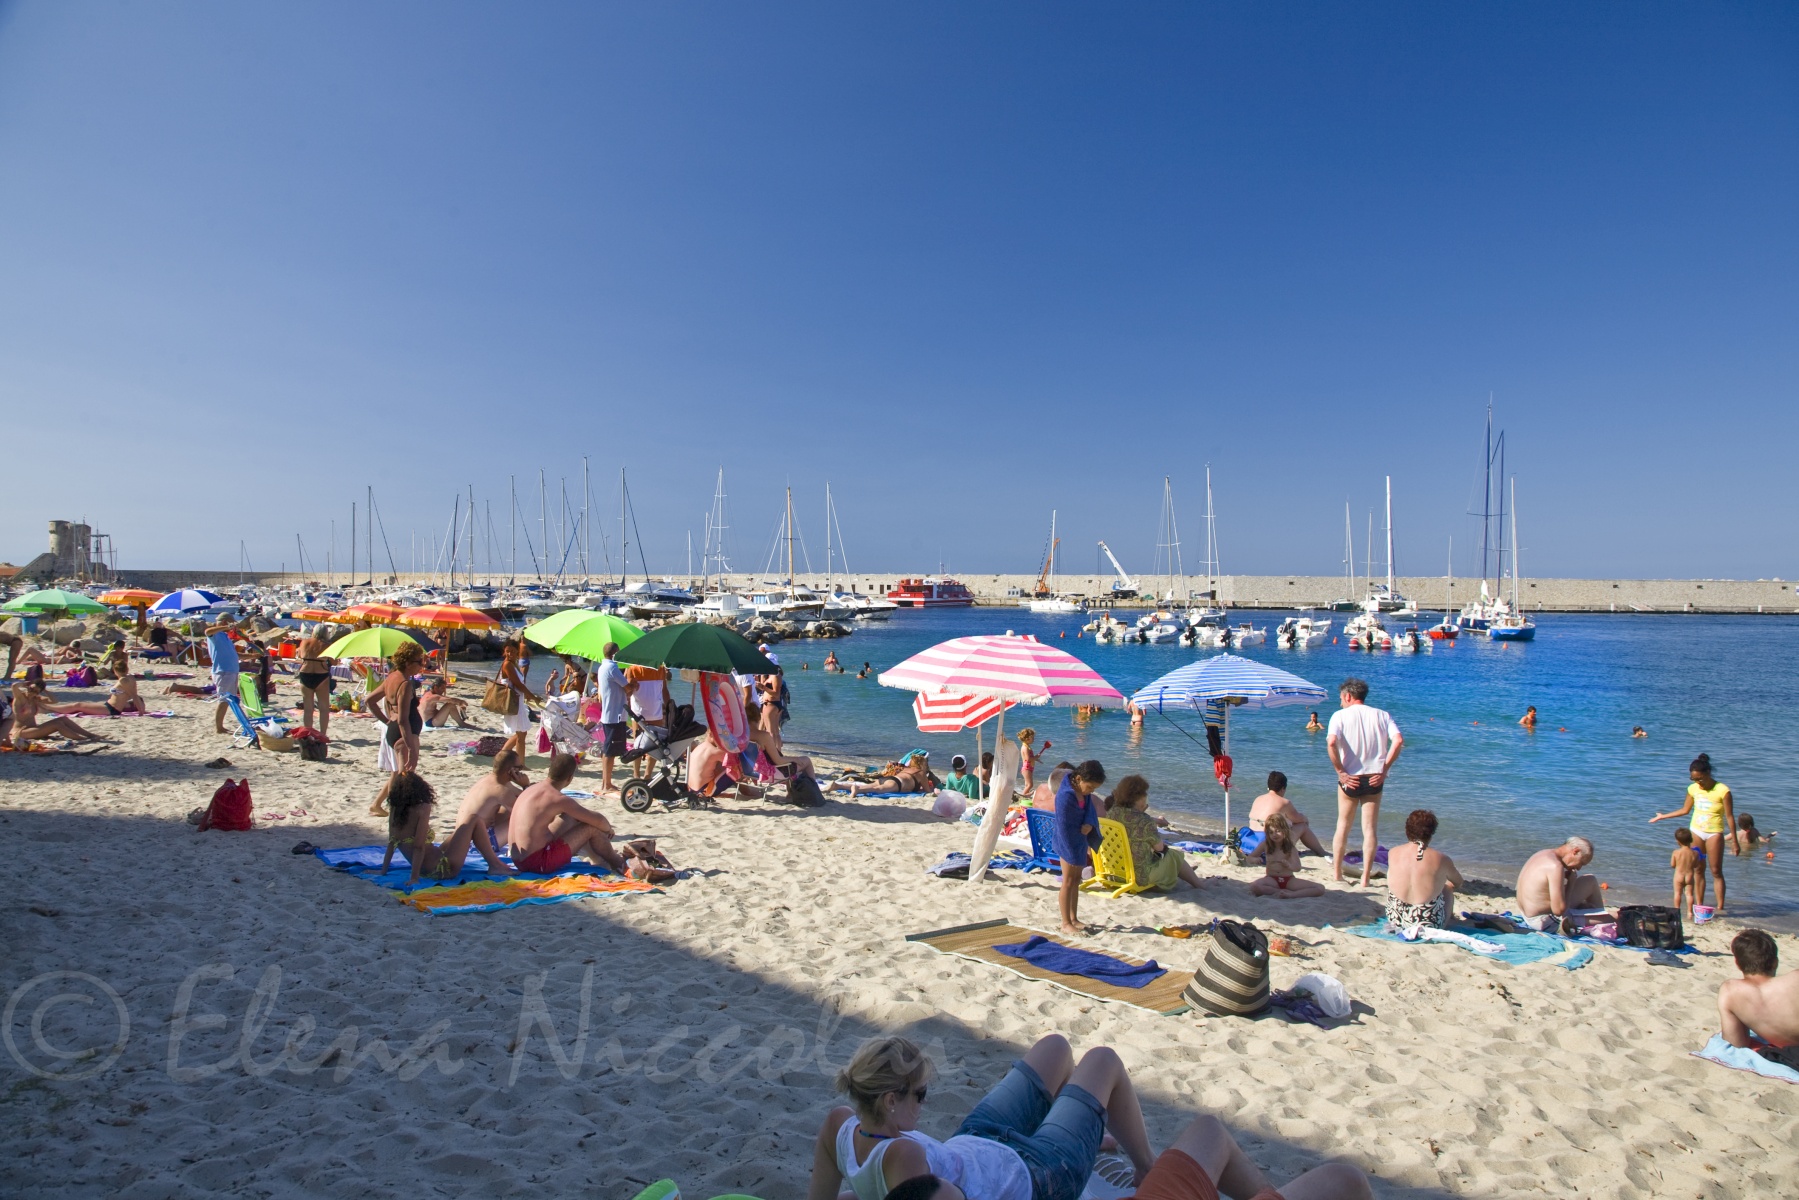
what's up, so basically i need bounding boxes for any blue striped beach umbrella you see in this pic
[150,588,224,614]
[1132,654,1326,834]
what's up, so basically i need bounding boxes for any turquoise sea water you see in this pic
[764,608,1797,926]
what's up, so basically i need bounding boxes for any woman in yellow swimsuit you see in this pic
[1650,752,1738,914]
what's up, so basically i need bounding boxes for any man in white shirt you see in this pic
[1326,677,1403,888]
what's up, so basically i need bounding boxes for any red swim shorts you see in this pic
[513,839,574,874]
[1126,1149,1282,1200]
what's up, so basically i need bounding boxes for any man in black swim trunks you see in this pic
[1326,678,1403,888]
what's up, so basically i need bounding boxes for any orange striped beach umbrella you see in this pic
[290,607,341,622]
[100,589,162,607]
[396,604,502,632]
[337,602,407,624]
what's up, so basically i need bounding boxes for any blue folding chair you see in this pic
[224,694,287,749]
[1018,807,1064,874]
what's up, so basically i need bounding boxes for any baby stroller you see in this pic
[618,704,710,813]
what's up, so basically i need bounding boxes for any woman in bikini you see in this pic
[823,650,843,673]
[379,771,482,888]
[105,670,146,715]
[1383,809,1465,928]
[367,641,427,778]
[831,753,931,797]
[7,675,104,745]
[1247,813,1326,898]
[295,627,335,737]
[748,693,815,780]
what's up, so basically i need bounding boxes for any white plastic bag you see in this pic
[931,789,967,820]
[1291,971,1351,1019]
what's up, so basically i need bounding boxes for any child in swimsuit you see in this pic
[1247,814,1326,899]
[1671,827,1707,917]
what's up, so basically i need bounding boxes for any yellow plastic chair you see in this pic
[1081,817,1154,898]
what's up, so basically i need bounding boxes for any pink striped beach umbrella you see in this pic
[912,691,1012,733]
[879,634,1126,708]
[881,634,1124,881]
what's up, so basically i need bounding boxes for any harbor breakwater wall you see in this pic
[109,570,1799,614]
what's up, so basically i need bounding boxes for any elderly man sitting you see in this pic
[1718,930,1799,1066]
[1515,836,1603,933]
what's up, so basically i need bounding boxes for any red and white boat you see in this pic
[887,577,975,608]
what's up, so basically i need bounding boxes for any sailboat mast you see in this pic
[1480,403,1493,594]
[582,457,591,583]
[350,502,357,591]
[538,470,547,584]
[1385,476,1395,596]
[1344,503,1354,598]
[367,486,373,585]
[467,485,476,589]
[1510,477,1521,608]
[1049,509,1057,594]
[785,486,794,586]
[509,476,517,583]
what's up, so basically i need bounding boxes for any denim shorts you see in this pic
[955,1059,1107,1200]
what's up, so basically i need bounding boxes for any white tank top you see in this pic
[834,1115,1031,1200]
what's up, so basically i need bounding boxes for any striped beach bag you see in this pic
[1183,919,1270,1016]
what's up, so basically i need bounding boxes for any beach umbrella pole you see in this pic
[1222,705,1231,838]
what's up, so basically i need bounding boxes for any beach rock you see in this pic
[804,621,851,638]
[47,620,87,646]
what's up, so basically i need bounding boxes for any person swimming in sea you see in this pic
[1632,726,1648,738]
[1520,706,1538,729]
[1305,711,1323,732]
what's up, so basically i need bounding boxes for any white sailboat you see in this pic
[1487,477,1537,641]
[1183,468,1224,623]
[1027,510,1083,613]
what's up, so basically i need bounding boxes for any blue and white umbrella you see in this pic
[150,588,224,614]
[1132,654,1327,834]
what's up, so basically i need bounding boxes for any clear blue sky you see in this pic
[1,3,1794,581]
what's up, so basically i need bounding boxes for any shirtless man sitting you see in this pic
[8,673,104,745]
[418,678,472,728]
[507,752,633,876]
[1516,836,1603,933]
[452,747,530,873]
[1718,929,1799,1065]
[1246,771,1326,854]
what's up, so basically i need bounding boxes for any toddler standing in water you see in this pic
[1671,827,1707,918]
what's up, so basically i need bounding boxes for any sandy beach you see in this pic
[3,678,1796,1200]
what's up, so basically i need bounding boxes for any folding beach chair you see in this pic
[1018,807,1063,874]
[226,681,288,749]
[1082,817,1155,899]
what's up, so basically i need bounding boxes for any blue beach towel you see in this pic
[1167,839,1227,855]
[1339,919,1593,970]
[314,844,617,891]
[1691,1034,1799,1084]
[993,935,1167,988]
[1499,912,1701,956]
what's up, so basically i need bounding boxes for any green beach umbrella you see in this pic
[2,588,107,615]
[615,621,779,676]
[523,609,641,656]
[532,612,643,660]
[324,626,425,660]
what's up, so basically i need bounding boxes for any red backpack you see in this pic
[198,779,254,831]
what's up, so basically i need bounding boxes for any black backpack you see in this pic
[1617,905,1685,950]
[783,773,827,808]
